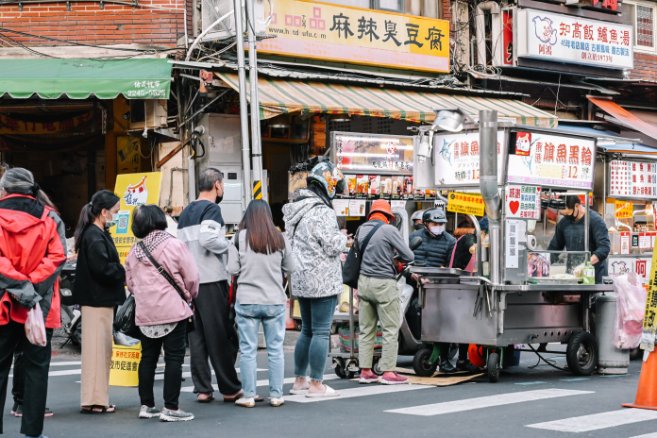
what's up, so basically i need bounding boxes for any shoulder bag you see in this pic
[342,222,385,289]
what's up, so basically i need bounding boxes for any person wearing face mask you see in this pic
[177,168,243,403]
[548,195,610,284]
[73,190,125,414]
[408,207,457,372]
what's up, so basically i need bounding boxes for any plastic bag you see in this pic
[25,305,47,347]
[613,272,647,349]
[114,294,138,337]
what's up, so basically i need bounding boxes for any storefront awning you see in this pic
[0,58,172,100]
[216,73,558,128]
[588,97,657,143]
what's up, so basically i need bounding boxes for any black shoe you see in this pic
[456,360,481,373]
[439,360,457,374]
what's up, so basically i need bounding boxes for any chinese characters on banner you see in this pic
[612,199,633,219]
[433,131,506,186]
[259,0,450,72]
[609,257,652,282]
[507,132,595,189]
[517,9,633,70]
[506,185,541,219]
[446,191,486,216]
[334,133,414,174]
[609,160,657,198]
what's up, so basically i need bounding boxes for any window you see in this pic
[320,0,404,12]
[626,2,656,51]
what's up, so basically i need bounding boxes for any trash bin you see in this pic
[593,293,629,375]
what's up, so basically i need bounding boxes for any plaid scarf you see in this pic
[134,230,173,260]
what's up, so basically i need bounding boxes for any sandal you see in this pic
[196,393,214,403]
[305,385,340,399]
[80,404,116,414]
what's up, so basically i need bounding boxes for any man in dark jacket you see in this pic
[357,200,414,385]
[548,195,610,284]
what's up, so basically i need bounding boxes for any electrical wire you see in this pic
[525,343,570,372]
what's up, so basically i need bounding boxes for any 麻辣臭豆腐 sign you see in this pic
[516,9,633,70]
[259,0,450,73]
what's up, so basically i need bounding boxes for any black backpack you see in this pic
[342,221,384,289]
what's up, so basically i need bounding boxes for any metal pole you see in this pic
[246,0,264,200]
[233,0,252,208]
[479,110,500,285]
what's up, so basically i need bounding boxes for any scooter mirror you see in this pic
[410,236,423,251]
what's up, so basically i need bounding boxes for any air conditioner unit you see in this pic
[200,0,267,41]
[129,100,168,130]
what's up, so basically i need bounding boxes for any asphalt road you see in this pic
[2,334,653,438]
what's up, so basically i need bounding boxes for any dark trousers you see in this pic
[0,321,53,437]
[138,320,187,410]
[189,281,241,395]
[12,350,24,404]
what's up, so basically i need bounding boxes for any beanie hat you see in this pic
[0,167,37,195]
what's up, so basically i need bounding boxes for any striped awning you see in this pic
[216,73,557,128]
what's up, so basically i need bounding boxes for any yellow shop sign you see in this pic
[259,0,450,73]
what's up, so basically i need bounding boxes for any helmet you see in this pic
[306,161,345,199]
[410,210,425,222]
[423,207,447,224]
[369,199,395,221]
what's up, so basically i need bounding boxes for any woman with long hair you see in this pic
[73,190,125,414]
[227,200,296,408]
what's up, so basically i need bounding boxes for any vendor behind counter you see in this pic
[547,195,611,284]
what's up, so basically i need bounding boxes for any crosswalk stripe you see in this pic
[386,389,593,416]
[629,433,657,438]
[286,384,430,404]
[527,409,657,433]
[180,375,340,392]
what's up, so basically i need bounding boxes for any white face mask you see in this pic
[429,225,444,235]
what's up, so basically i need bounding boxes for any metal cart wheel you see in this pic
[566,331,598,376]
[372,357,384,376]
[487,351,500,383]
[333,358,350,379]
[413,347,438,377]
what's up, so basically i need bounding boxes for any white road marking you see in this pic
[527,409,657,433]
[180,375,340,392]
[387,389,593,417]
[629,433,657,438]
[286,384,430,404]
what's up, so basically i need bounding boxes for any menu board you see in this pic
[432,131,506,186]
[334,132,414,175]
[507,131,595,189]
[608,159,657,199]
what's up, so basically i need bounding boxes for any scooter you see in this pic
[59,260,81,347]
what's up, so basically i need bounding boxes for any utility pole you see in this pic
[233,0,252,208]
[246,0,264,200]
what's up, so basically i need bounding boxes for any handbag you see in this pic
[114,294,140,338]
[342,221,384,289]
[138,241,195,333]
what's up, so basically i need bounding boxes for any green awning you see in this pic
[0,58,172,100]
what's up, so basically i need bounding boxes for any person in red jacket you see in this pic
[0,167,66,438]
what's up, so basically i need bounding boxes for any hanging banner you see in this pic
[260,0,450,72]
[507,131,595,189]
[112,172,162,264]
[0,111,97,135]
[505,185,541,219]
[609,159,657,199]
[641,246,657,351]
[446,191,485,216]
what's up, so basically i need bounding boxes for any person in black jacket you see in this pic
[548,195,610,284]
[73,190,125,414]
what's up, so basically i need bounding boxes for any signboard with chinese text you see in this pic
[259,0,450,72]
[507,131,596,189]
[612,199,633,219]
[516,9,633,70]
[609,256,651,283]
[446,191,486,216]
[334,132,414,175]
[433,131,506,187]
[112,172,162,264]
[506,185,541,219]
[608,159,657,199]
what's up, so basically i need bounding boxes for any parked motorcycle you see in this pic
[59,260,81,347]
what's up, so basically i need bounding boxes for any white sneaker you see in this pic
[269,397,284,407]
[159,408,194,422]
[235,397,256,408]
[138,405,160,419]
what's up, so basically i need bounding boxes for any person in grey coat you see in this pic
[283,160,347,398]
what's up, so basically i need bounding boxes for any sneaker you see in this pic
[234,397,256,408]
[439,360,457,374]
[358,369,380,384]
[269,397,284,407]
[159,408,194,422]
[138,405,160,419]
[380,372,409,385]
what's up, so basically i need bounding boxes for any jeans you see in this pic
[294,295,337,381]
[235,303,286,399]
[0,321,53,437]
[138,320,187,410]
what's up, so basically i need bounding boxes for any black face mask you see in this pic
[413,223,424,230]
[215,195,223,204]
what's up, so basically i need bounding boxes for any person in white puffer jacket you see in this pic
[283,160,347,398]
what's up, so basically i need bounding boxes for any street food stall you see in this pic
[411,110,615,382]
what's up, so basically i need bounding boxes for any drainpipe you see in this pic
[475,1,501,66]
[479,110,500,285]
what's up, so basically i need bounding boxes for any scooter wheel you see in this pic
[372,357,384,376]
[333,358,349,379]
[413,348,437,377]
[487,351,500,383]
